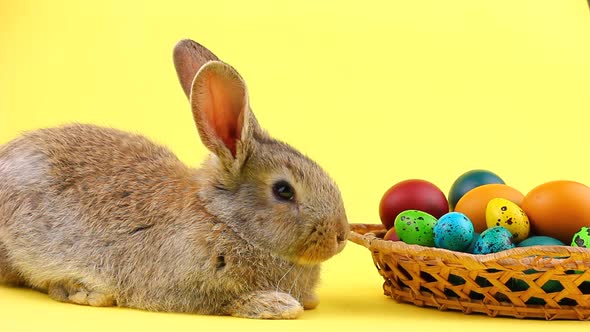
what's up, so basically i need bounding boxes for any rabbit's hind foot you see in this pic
[0,242,24,286]
[47,280,116,307]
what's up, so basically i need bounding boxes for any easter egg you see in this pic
[466,232,481,253]
[383,227,400,241]
[518,236,565,247]
[394,210,437,246]
[485,198,530,243]
[433,212,474,251]
[454,184,524,233]
[571,227,590,248]
[379,179,449,230]
[448,170,505,210]
[472,226,515,254]
[521,180,590,244]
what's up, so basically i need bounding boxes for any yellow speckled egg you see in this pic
[486,198,530,243]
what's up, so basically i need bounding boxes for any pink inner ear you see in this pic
[204,72,245,157]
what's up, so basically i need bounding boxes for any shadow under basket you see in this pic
[349,223,590,320]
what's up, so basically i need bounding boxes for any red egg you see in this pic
[379,179,449,230]
[384,227,400,241]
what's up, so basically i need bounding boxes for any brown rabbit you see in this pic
[0,39,349,319]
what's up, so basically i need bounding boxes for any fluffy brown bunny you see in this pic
[0,39,349,319]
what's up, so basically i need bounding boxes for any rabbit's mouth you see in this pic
[293,224,349,265]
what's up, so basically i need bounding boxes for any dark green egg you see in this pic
[448,169,504,210]
[518,236,565,247]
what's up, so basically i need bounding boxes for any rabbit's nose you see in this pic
[336,217,350,244]
[334,227,349,254]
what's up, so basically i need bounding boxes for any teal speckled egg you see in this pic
[394,210,437,246]
[466,232,481,253]
[472,226,514,254]
[571,227,590,248]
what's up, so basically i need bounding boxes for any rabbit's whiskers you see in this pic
[288,264,306,297]
[275,262,296,296]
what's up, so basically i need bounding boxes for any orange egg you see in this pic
[521,180,590,244]
[454,184,524,233]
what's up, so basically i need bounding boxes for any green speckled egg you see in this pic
[571,227,590,248]
[472,226,515,254]
[394,210,437,246]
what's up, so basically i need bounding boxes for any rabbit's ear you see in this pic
[173,39,220,99]
[190,61,255,162]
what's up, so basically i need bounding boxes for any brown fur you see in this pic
[0,40,348,319]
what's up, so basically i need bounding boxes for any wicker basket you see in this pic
[349,223,590,320]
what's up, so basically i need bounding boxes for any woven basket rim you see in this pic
[349,223,590,268]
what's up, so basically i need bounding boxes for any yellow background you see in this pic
[1,0,590,330]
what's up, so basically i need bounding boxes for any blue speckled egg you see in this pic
[433,212,474,251]
[473,226,515,254]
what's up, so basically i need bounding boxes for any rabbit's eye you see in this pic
[272,180,295,201]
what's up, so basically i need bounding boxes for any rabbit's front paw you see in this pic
[47,280,116,307]
[229,291,304,319]
[302,293,319,310]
